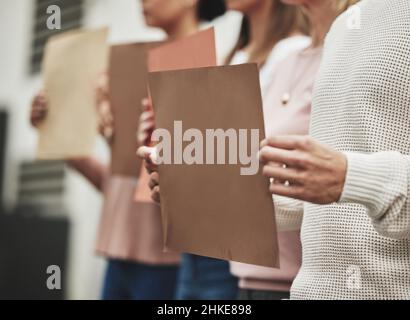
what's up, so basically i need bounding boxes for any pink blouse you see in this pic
[95,174,180,265]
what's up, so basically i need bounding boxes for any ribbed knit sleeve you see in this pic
[274,195,304,231]
[339,152,410,240]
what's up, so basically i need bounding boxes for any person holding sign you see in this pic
[137,1,239,302]
[30,0,226,301]
[259,0,410,299]
[229,0,357,301]
[224,0,310,301]
[138,0,310,301]
[140,0,358,300]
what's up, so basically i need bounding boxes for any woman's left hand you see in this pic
[259,136,348,204]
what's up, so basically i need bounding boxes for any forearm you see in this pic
[339,151,410,239]
[67,157,108,192]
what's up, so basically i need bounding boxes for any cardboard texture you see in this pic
[148,64,279,268]
[147,27,217,72]
[134,28,217,203]
[38,28,109,159]
[109,42,161,177]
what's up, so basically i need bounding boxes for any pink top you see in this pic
[230,46,323,292]
[95,174,180,265]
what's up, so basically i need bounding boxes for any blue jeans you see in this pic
[102,259,178,300]
[176,254,238,300]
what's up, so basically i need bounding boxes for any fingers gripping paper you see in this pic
[109,43,160,177]
[134,28,217,202]
[37,28,109,159]
[148,64,279,268]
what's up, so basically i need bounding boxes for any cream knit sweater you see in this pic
[275,0,410,299]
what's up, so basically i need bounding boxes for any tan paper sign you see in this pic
[37,28,109,159]
[109,42,161,177]
[134,28,217,203]
[148,64,279,268]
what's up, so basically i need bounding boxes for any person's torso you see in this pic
[96,174,180,265]
[292,0,410,300]
[230,37,319,291]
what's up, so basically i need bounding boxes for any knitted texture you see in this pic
[289,0,410,299]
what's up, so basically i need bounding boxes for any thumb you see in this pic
[137,146,159,164]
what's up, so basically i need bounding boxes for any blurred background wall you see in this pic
[0,0,241,300]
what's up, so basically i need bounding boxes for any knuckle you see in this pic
[267,137,276,146]
[294,151,313,167]
[262,165,272,177]
[152,172,159,183]
[294,154,308,167]
[259,147,269,161]
[298,136,312,149]
[295,170,308,182]
[292,188,303,198]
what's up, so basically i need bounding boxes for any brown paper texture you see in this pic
[148,64,279,268]
[147,27,217,72]
[37,28,109,159]
[109,42,161,177]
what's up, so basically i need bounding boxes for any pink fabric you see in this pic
[95,175,180,265]
[230,46,323,291]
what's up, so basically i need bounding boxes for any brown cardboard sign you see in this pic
[148,64,279,268]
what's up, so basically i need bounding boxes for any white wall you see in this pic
[0,0,241,300]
